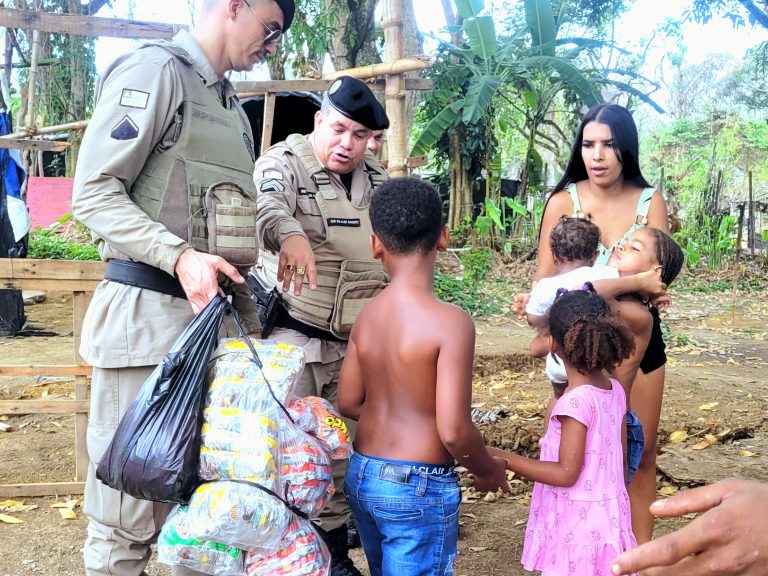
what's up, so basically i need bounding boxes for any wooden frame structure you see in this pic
[0,259,103,497]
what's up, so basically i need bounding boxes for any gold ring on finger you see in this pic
[285,264,296,272]
[295,266,306,276]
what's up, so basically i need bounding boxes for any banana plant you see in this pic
[411,0,603,157]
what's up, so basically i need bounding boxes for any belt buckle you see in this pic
[379,463,411,484]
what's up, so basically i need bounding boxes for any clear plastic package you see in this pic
[277,419,335,518]
[157,505,244,575]
[287,396,353,460]
[186,481,293,552]
[244,516,331,576]
[199,339,305,489]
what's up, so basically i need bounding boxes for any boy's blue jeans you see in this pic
[344,452,461,576]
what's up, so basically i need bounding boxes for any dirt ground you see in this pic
[1,269,767,575]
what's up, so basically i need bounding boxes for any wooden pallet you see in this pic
[0,258,104,497]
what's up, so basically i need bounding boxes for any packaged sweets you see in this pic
[278,421,335,517]
[287,396,353,460]
[244,516,330,576]
[186,481,292,552]
[158,506,243,575]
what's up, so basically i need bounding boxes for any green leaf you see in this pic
[485,198,504,230]
[464,15,497,60]
[462,75,502,124]
[410,100,464,156]
[525,0,557,57]
[504,197,529,217]
[523,56,602,107]
[454,0,485,19]
[522,88,538,110]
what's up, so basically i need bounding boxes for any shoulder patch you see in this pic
[260,178,285,193]
[262,170,283,180]
[110,116,139,140]
[119,89,149,109]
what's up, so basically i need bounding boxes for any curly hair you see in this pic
[646,227,685,286]
[548,289,635,375]
[549,217,601,264]
[369,177,444,255]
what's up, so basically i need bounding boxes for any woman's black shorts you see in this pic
[639,306,666,374]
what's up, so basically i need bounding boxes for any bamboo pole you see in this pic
[3,118,89,138]
[323,57,430,81]
[25,29,41,129]
[749,171,755,257]
[381,0,407,177]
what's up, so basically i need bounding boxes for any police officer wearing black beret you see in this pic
[253,76,390,575]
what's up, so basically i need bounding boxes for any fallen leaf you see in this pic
[740,450,758,457]
[0,500,24,508]
[514,519,526,526]
[0,513,24,524]
[57,508,77,520]
[461,513,477,519]
[469,546,489,552]
[669,430,688,443]
[692,440,712,450]
[658,486,678,496]
[703,434,719,445]
[699,402,720,411]
[471,402,487,409]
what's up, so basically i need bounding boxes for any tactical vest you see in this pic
[129,42,258,267]
[256,134,389,339]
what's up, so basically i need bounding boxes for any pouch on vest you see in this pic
[329,260,389,339]
[203,181,258,267]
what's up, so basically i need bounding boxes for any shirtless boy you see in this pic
[338,176,509,576]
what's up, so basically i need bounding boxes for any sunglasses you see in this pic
[242,0,283,45]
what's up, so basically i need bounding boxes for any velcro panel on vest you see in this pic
[203,182,258,267]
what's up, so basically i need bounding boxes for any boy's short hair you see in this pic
[646,228,685,286]
[550,217,601,264]
[370,177,444,255]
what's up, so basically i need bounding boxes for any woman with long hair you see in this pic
[518,103,670,544]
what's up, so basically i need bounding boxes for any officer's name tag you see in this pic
[120,89,149,109]
[327,218,361,227]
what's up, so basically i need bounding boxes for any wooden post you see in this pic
[25,29,40,129]
[260,92,276,156]
[382,0,407,177]
[736,202,745,261]
[749,171,755,257]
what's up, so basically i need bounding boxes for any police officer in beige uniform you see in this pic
[72,1,294,574]
[253,76,389,576]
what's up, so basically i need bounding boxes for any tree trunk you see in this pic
[448,132,472,230]
[325,0,380,71]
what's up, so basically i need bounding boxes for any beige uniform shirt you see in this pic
[73,31,257,368]
[254,134,383,363]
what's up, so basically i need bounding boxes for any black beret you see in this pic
[327,76,390,131]
[275,0,295,31]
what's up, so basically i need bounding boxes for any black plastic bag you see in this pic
[96,295,229,504]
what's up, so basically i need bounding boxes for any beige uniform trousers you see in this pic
[84,365,173,575]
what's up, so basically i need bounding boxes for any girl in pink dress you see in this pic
[499,288,638,575]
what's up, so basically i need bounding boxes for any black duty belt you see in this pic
[274,305,344,342]
[105,259,187,300]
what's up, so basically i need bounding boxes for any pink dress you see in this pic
[521,379,638,576]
